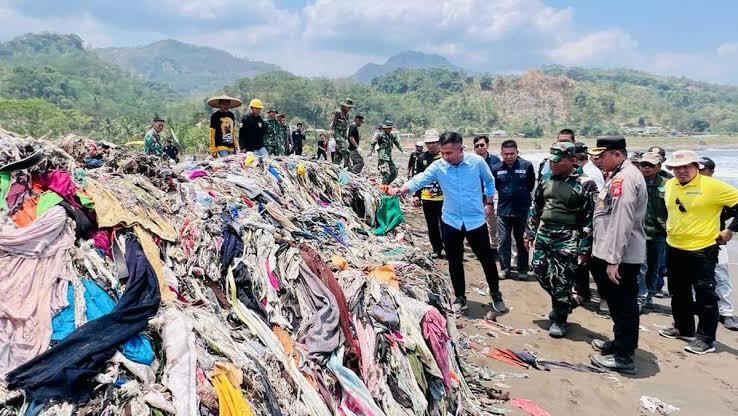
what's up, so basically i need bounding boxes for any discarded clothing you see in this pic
[327,348,385,416]
[36,191,64,217]
[297,261,341,363]
[212,366,255,416]
[51,278,154,365]
[39,170,78,207]
[639,396,680,415]
[6,238,161,403]
[159,307,198,416]
[421,308,452,390]
[511,398,552,416]
[372,196,404,235]
[0,207,74,377]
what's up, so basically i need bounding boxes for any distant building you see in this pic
[492,130,508,137]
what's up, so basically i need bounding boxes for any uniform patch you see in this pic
[611,178,623,197]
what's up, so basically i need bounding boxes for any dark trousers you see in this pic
[497,215,529,272]
[441,222,500,298]
[317,149,327,160]
[667,245,719,344]
[574,262,592,299]
[638,239,666,302]
[590,257,640,357]
[422,200,444,255]
[294,145,303,155]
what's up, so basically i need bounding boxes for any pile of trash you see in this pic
[0,129,492,415]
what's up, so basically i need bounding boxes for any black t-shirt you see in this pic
[163,145,179,161]
[210,111,236,150]
[291,130,305,147]
[239,113,267,151]
[347,124,360,150]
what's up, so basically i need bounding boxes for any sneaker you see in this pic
[431,252,440,260]
[452,297,468,314]
[684,339,716,355]
[491,292,509,314]
[653,290,669,299]
[591,339,615,355]
[500,269,511,280]
[598,301,610,317]
[549,322,566,338]
[514,270,531,281]
[591,353,636,375]
[720,316,738,331]
[658,327,695,341]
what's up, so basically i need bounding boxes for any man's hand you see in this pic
[606,263,621,285]
[484,204,493,216]
[717,229,734,245]
[578,254,590,266]
[413,196,421,207]
[523,236,533,250]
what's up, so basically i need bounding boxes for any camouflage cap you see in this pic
[549,142,576,162]
[267,106,278,113]
[342,98,354,107]
[381,120,394,129]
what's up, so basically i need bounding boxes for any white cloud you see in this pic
[0,7,114,46]
[717,42,738,58]
[547,28,638,65]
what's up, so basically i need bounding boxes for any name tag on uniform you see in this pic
[515,169,526,174]
[497,171,508,175]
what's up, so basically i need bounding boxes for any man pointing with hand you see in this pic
[587,136,647,374]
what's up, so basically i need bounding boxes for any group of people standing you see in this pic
[206,95,305,158]
[391,129,738,375]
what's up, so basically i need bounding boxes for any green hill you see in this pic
[3,32,738,150]
[0,33,179,136]
[96,39,282,94]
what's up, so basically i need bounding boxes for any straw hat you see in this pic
[207,95,242,109]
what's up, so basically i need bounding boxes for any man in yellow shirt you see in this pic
[659,150,738,355]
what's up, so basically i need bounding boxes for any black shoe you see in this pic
[659,327,695,341]
[684,339,716,355]
[549,322,566,338]
[591,339,615,355]
[491,292,509,314]
[591,353,636,375]
[720,316,738,331]
[452,296,468,314]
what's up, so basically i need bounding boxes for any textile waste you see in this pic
[0,129,493,415]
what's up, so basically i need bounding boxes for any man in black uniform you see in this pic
[347,115,365,174]
[163,140,179,163]
[413,132,444,258]
[408,142,424,178]
[239,99,268,157]
[291,122,306,156]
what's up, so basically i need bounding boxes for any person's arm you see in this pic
[347,126,359,148]
[527,180,545,242]
[398,160,440,195]
[577,180,599,255]
[480,159,495,199]
[209,114,217,154]
[527,163,536,192]
[393,135,404,153]
[716,181,738,243]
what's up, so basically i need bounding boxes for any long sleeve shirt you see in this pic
[491,158,535,217]
[405,153,495,230]
[592,159,648,265]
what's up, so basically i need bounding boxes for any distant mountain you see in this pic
[351,50,463,83]
[0,33,177,120]
[96,40,282,94]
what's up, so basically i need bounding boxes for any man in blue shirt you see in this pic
[491,139,535,279]
[390,131,508,314]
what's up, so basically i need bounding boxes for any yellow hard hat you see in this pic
[248,98,264,109]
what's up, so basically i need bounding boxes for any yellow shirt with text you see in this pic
[665,174,738,251]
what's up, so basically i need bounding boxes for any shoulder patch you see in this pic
[611,177,624,197]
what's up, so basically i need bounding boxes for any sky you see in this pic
[1,0,738,83]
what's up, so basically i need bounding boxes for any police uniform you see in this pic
[528,142,598,328]
[331,99,353,168]
[415,138,444,256]
[588,136,647,373]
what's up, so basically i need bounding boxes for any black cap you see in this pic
[574,141,588,154]
[589,136,626,155]
[699,156,715,170]
[153,115,166,122]
[355,114,364,121]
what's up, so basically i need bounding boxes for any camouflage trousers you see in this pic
[265,142,285,156]
[531,225,580,323]
[378,158,398,185]
[332,136,350,168]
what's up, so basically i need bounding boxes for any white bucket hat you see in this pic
[664,150,702,169]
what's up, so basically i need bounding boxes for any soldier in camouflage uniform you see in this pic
[276,113,292,154]
[526,142,599,338]
[264,107,284,156]
[370,121,404,185]
[330,98,353,168]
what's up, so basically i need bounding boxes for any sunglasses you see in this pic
[474,143,486,148]
[676,198,687,213]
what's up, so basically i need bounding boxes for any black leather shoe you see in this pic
[591,353,636,375]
